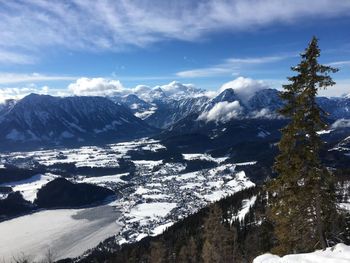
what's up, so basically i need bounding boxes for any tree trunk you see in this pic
[315,191,327,249]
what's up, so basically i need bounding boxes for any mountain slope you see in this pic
[0,94,156,150]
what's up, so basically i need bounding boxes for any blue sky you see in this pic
[0,0,350,101]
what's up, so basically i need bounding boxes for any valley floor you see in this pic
[0,204,121,262]
[0,138,257,261]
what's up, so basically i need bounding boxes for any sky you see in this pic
[0,0,350,101]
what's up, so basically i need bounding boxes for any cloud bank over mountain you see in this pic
[198,101,243,123]
[0,76,268,103]
[219,77,268,103]
[68,78,125,96]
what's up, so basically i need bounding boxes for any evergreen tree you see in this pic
[201,204,234,263]
[268,37,338,254]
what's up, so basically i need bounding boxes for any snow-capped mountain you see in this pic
[110,81,209,128]
[245,88,283,112]
[112,82,350,130]
[111,94,157,120]
[0,94,155,149]
[144,95,209,129]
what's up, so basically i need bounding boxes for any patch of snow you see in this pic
[127,202,177,225]
[0,205,121,262]
[235,161,257,166]
[180,182,202,189]
[182,153,228,163]
[253,243,350,263]
[317,129,333,135]
[257,130,270,138]
[338,203,350,211]
[135,233,148,241]
[203,190,227,202]
[1,173,58,202]
[134,107,157,119]
[133,160,163,169]
[151,222,174,236]
[134,186,150,195]
[232,196,257,222]
[177,172,205,181]
[77,173,127,186]
[142,194,169,200]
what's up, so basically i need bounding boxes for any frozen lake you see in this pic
[0,205,121,262]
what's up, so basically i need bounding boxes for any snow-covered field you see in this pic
[1,173,58,202]
[0,138,257,258]
[0,205,121,262]
[0,138,164,168]
[254,243,350,263]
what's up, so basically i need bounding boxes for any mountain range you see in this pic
[0,94,156,150]
[0,81,349,150]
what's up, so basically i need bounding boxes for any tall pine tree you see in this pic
[268,37,338,254]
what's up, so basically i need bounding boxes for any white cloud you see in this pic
[0,84,57,104]
[331,119,350,129]
[0,73,76,84]
[250,108,281,119]
[157,81,199,97]
[198,101,242,123]
[219,76,268,102]
[176,55,290,78]
[328,60,350,67]
[1,1,350,53]
[177,67,238,78]
[0,49,36,64]
[318,79,350,97]
[68,77,125,96]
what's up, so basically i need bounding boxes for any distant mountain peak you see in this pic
[0,94,155,150]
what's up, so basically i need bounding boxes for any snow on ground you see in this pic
[231,196,257,222]
[176,171,205,181]
[182,153,228,163]
[134,186,151,195]
[203,190,228,202]
[0,138,166,169]
[227,171,256,189]
[1,173,58,202]
[126,202,177,225]
[317,129,333,135]
[0,205,121,262]
[141,143,166,152]
[142,194,169,200]
[235,161,258,166]
[257,130,271,138]
[0,138,258,252]
[339,203,350,211]
[134,107,157,120]
[253,243,350,263]
[133,160,163,169]
[180,182,202,189]
[151,222,174,235]
[77,173,127,186]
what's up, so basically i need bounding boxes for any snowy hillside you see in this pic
[254,243,350,263]
[0,94,155,149]
[108,80,350,129]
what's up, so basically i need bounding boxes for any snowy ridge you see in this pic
[0,94,154,148]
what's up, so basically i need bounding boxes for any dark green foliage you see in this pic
[34,177,115,208]
[267,37,338,254]
[0,191,34,220]
[74,187,274,263]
